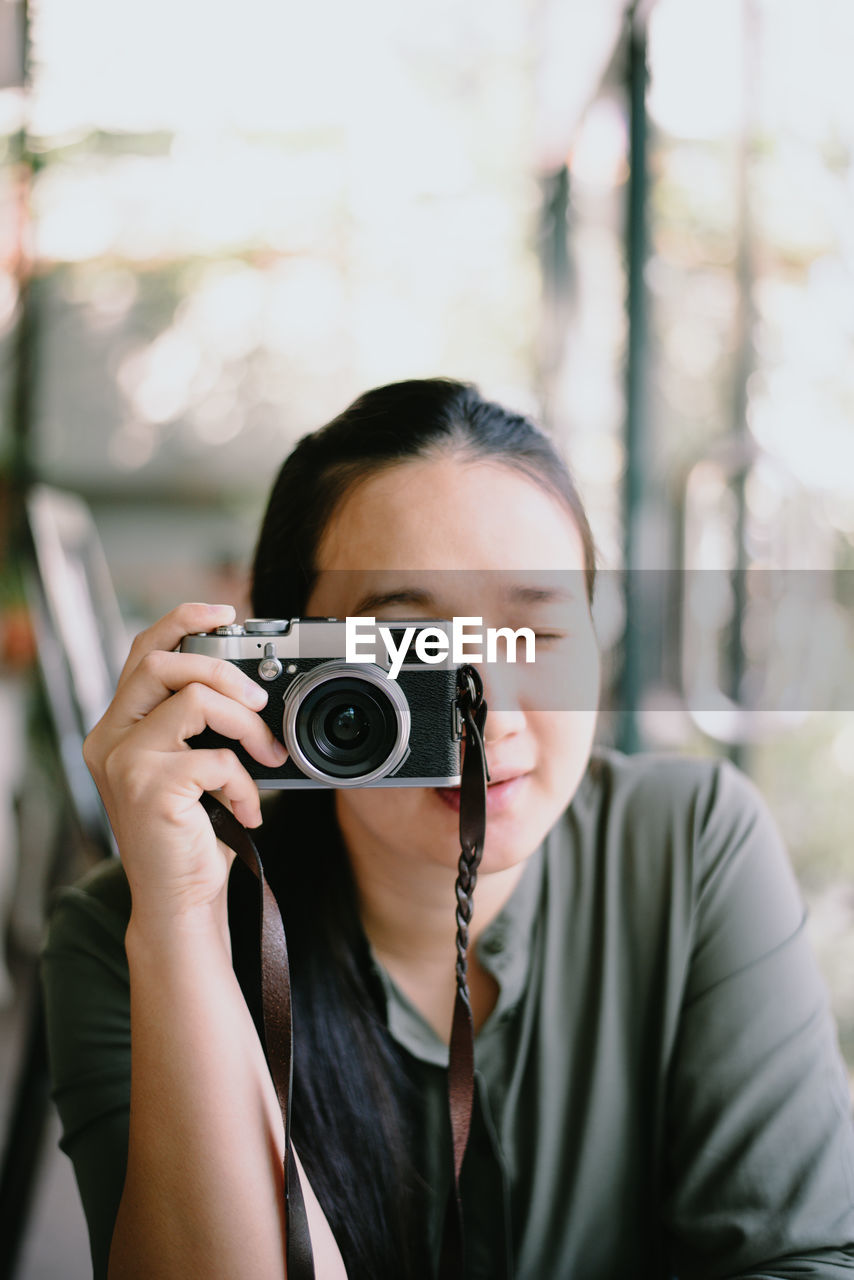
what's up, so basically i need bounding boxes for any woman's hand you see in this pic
[83,602,288,928]
[80,604,348,1277]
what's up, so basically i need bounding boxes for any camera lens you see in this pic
[325,704,369,747]
[283,664,410,785]
[299,682,395,776]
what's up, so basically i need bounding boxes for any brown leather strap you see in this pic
[200,792,315,1280]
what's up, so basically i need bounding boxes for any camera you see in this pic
[180,617,463,788]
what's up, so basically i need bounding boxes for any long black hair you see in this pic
[243,378,597,1279]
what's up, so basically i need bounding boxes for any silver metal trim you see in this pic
[180,617,458,669]
[281,660,412,786]
[256,774,462,790]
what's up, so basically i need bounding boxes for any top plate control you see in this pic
[245,619,290,635]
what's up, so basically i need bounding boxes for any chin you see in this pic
[477,838,540,877]
[428,775,557,875]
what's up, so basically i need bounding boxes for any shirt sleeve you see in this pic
[40,861,133,1280]
[662,758,854,1278]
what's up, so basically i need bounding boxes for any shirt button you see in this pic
[481,935,503,955]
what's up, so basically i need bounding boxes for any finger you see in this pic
[183,748,266,830]
[108,648,270,728]
[130,682,288,771]
[154,746,267,831]
[118,603,237,690]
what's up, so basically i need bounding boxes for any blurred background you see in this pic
[0,0,852,1274]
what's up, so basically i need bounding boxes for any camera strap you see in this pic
[199,791,315,1280]
[201,661,488,1280]
[439,664,490,1280]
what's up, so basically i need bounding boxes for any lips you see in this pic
[433,772,530,815]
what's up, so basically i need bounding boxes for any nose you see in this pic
[483,706,526,747]
[476,662,526,745]
[459,706,525,780]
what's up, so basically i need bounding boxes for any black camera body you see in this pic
[180,617,463,788]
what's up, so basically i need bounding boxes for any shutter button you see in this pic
[258,642,283,681]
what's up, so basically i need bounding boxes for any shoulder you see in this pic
[39,859,133,1280]
[579,742,741,812]
[573,746,805,987]
[562,745,799,943]
[42,857,132,968]
[573,744,776,863]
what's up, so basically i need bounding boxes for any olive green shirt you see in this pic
[42,748,854,1278]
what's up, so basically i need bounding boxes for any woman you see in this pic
[42,379,854,1279]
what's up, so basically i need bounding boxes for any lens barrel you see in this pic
[282,662,411,785]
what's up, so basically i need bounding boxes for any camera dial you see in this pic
[245,619,289,634]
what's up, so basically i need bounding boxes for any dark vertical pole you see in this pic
[537,164,572,431]
[725,0,759,772]
[8,0,37,521]
[618,16,649,754]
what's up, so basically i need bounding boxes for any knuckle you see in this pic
[209,657,234,688]
[219,750,254,792]
[104,744,154,807]
[126,634,145,667]
[81,727,100,772]
[203,747,242,789]
[182,680,210,713]
[102,743,131,791]
[138,648,165,678]
[129,622,154,654]
[212,746,237,772]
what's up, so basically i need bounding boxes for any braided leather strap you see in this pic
[200,792,315,1280]
[440,664,489,1280]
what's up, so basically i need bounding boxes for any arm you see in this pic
[65,602,346,1280]
[662,759,854,1278]
[112,910,342,1280]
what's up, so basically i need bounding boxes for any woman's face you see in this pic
[304,454,601,877]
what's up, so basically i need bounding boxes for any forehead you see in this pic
[307,456,589,617]
[314,456,587,574]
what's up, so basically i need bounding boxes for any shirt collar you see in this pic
[366,749,607,1066]
[369,825,551,1068]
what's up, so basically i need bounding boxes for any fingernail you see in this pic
[271,740,288,763]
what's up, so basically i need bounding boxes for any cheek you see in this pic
[486,631,601,715]
[531,711,598,790]
[534,633,601,713]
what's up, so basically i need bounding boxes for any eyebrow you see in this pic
[507,585,579,605]
[349,584,579,615]
[350,589,436,615]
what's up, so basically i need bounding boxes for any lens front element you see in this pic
[325,703,370,748]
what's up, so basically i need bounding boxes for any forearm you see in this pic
[109,912,345,1280]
